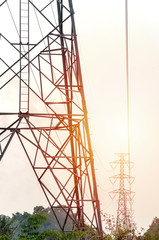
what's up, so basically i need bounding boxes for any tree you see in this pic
[0,236,11,240]
[0,215,13,238]
[19,212,48,240]
[112,228,132,240]
[143,217,159,240]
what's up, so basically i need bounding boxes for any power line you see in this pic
[109,0,135,230]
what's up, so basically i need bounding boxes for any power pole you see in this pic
[110,153,135,229]
[0,0,102,234]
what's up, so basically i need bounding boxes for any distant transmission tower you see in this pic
[0,0,102,234]
[110,153,135,229]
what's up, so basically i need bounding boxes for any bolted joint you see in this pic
[18,111,29,119]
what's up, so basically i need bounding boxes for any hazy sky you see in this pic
[1,0,159,233]
[74,0,159,232]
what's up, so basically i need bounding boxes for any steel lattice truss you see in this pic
[109,153,135,229]
[0,0,102,233]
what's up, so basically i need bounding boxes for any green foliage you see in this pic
[103,235,113,240]
[4,206,75,239]
[43,229,87,239]
[143,217,159,240]
[0,215,14,238]
[17,211,88,240]
[103,235,114,240]
[2,207,159,240]
[19,212,48,240]
[142,231,152,240]
[0,235,11,240]
[112,228,131,240]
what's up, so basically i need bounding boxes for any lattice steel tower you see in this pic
[110,153,135,229]
[0,0,102,234]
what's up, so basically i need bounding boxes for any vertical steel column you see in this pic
[57,0,82,226]
[68,0,103,234]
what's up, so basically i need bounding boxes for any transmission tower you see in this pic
[0,0,102,234]
[109,153,135,229]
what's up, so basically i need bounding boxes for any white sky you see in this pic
[74,0,159,232]
[1,0,159,233]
